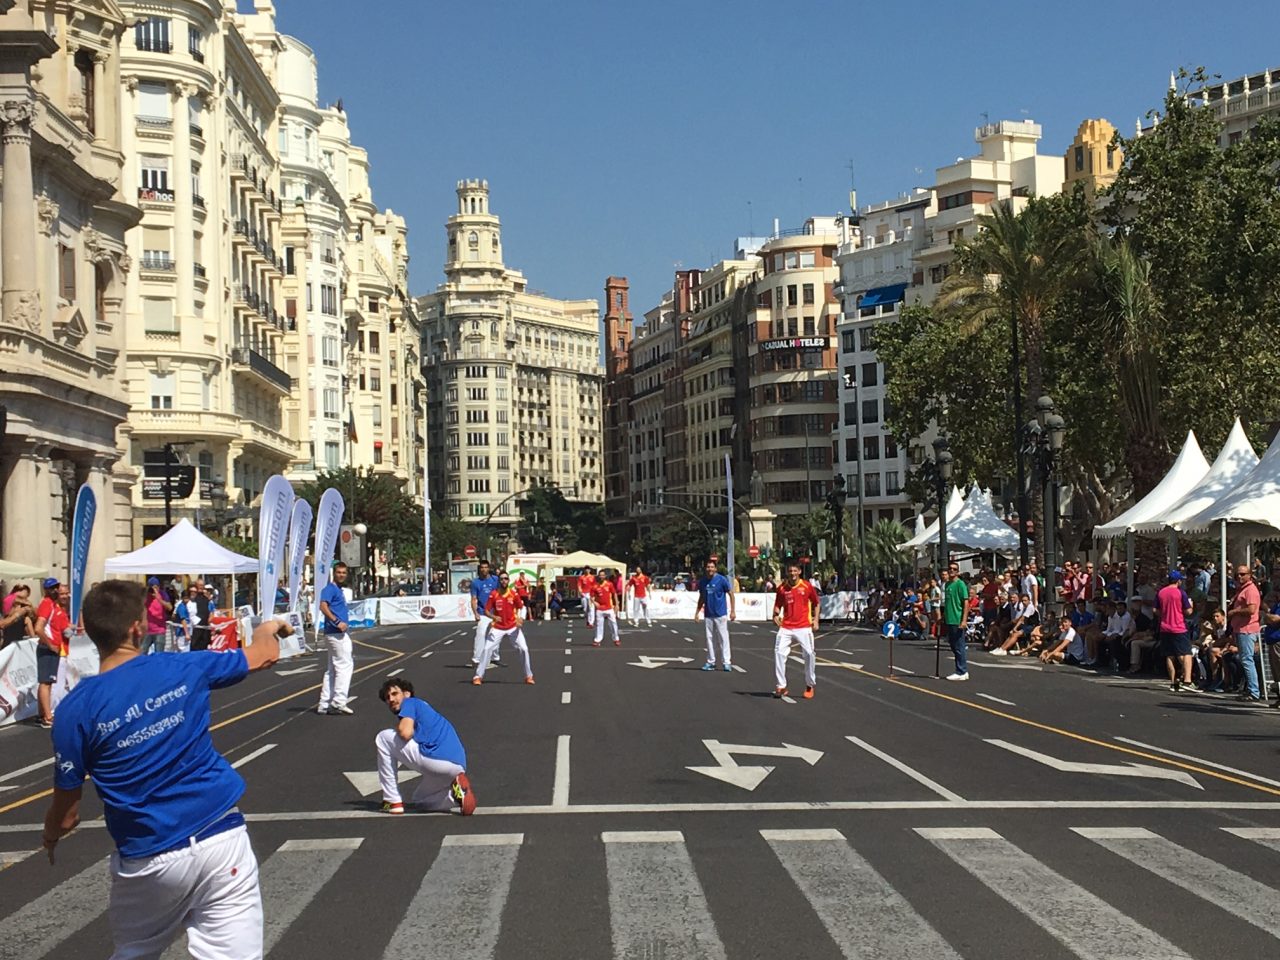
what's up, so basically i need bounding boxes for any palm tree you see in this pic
[934,197,1086,565]
[864,518,910,580]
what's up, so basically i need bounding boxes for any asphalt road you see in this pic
[4,615,1280,959]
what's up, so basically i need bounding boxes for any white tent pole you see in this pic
[1125,531,1135,599]
[1219,521,1228,612]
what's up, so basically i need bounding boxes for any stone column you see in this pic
[0,98,40,332]
[172,82,195,319]
[92,52,108,143]
[1,441,54,576]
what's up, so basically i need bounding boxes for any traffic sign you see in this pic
[710,553,719,563]
[464,544,477,559]
[748,545,760,559]
[141,467,196,500]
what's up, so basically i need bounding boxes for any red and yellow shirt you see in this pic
[628,573,650,599]
[774,580,817,630]
[591,579,618,611]
[485,588,524,631]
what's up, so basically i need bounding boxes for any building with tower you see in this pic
[1063,118,1122,197]
[602,276,633,531]
[417,180,602,536]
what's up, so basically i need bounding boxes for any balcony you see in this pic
[136,115,172,131]
[240,418,299,461]
[136,38,172,54]
[140,253,175,274]
[193,262,207,280]
[192,193,205,211]
[232,346,293,394]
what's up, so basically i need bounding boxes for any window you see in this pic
[137,81,170,120]
[135,17,171,53]
[802,283,815,305]
[929,265,950,284]
[885,471,900,496]
[465,409,489,424]
[74,50,95,136]
[201,373,211,409]
[373,444,383,465]
[190,161,202,203]
[188,26,204,61]
[841,330,856,353]
[1074,145,1085,172]
[803,316,815,335]
[321,337,339,367]
[142,298,175,332]
[859,327,876,351]
[864,473,881,497]
[324,442,339,469]
[140,154,169,190]
[465,364,486,378]
[370,370,381,392]
[787,285,798,307]
[785,252,798,269]
[844,402,856,426]
[773,254,784,272]
[320,284,337,315]
[799,250,816,269]
[149,371,174,409]
[321,390,339,419]
[59,244,77,302]
[283,246,295,275]
[369,332,380,354]
[467,479,490,493]
[465,387,487,401]
[496,431,508,447]
[277,125,289,157]
[497,455,509,470]
[860,362,878,387]
[862,436,880,460]
[1106,146,1116,170]
[862,399,878,424]
[466,455,489,470]
[466,432,488,446]
[390,384,398,407]
[884,434,899,459]
[371,405,383,428]
[845,438,857,462]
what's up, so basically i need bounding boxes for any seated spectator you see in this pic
[1121,598,1158,673]
[1098,599,1133,671]
[1041,614,1089,665]
[990,592,1039,656]
[549,587,565,620]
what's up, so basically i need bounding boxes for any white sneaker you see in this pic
[315,705,329,714]
[328,704,354,715]
[989,648,1007,657]
[945,672,969,682]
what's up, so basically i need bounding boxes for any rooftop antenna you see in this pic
[747,199,754,236]
[846,158,858,220]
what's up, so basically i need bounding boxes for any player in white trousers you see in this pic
[473,573,535,684]
[627,567,653,626]
[695,559,736,671]
[376,677,475,815]
[578,567,597,627]
[773,562,819,699]
[317,562,354,714]
[468,560,501,668]
[591,570,621,646]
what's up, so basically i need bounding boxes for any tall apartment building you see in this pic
[832,190,932,534]
[745,219,842,515]
[627,290,677,527]
[602,277,634,527]
[0,2,140,576]
[119,1,298,542]
[418,180,602,532]
[1188,66,1280,146]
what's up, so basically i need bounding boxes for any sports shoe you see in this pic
[802,686,815,699]
[701,662,715,671]
[990,648,1007,657]
[524,676,536,685]
[327,704,354,715]
[722,664,732,672]
[945,672,969,682]
[380,801,404,815]
[613,639,621,646]
[491,657,502,665]
[471,676,482,685]
[466,659,478,668]
[773,686,788,698]
[592,641,601,647]
[1169,682,1180,692]
[315,705,329,714]
[451,772,477,816]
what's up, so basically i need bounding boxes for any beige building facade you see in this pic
[419,180,601,531]
[0,1,140,578]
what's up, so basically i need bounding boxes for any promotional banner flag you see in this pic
[286,498,313,614]
[311,488,345,631]
[256,475,296,616]
[68,484,96,628]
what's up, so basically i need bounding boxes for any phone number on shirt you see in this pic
[116,710,184,749]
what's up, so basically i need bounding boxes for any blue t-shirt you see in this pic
[700,573,733,618]
[1070,609,1095,631]
[52,650,250,859]
[320,582,349,635]
[1265,602,1280,645]
[470,574,499,613]
[398,696,466,768]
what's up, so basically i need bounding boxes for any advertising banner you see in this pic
[50,631,100,713]
[379,594,473,625]
[347,599,379,629]
[286,498,313,614]
[256,475,295,616]
[0,639,39,727]
[68,484,97,629]
[311,488,345,632]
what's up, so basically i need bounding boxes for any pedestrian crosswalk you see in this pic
[3,822,1279,959]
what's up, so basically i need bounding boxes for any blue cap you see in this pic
[147,576,161,586]
[42,577,59,590]
[1169,570,1184,581]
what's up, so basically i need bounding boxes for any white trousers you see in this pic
[108,824,262,960]
[775,627,816,690]
[632,596,651,624]
[375,728,465,810]
[583,594,595,626]
[594,608,619,644]
[704,615,732,666]
[471,614,493,662]
[475,625,532,679]
[317,633,352,709]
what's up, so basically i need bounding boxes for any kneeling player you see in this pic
[376,677,475,815]
[774,563,819,699]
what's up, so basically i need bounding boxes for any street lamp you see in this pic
[825,474,849,588]
[1026,394,1066,610]
[209,477,229,532]
[932,434,953,575]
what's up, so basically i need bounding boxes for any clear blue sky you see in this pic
[271,0,1280,318]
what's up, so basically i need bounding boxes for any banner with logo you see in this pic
[347,599,379,629]
[311,488,345,631]
[50,630,100,713]
[0,639,39,727]
[640,591,776,621]
[256,474,295,616]
[286,498,313,614]
[68,484,96,628]
[379,594,473,625]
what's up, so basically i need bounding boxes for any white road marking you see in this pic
[781,695,797,704]
[443,638,454,644]
[344,769,418,797]
[387,667,404,677]
[0,758,51,784]
[561,691,571,704]
[276,665,316,676]
[442,833,524,846]
[971,661,1041,670]
[0,850,34,870]
[1075,826,1280,940]
[605,831,728,960]
[564,648,571,655]
[918,827,1194,960]
[764,828,961,959]
[230,743,277,770]
[1114,736,1280,789]
[731,664,746,673]
[553,734,571,808]
[686,739,824,792]
[278,837,363,851]
[986,739,1202,789]
[628,655,694,669]
[1223,827,1280,854]
[420,651,434,658]
[0,857,110,953]
[603,830,684,843]
[845,736,965,802]
[976,693,1016,706]
[380,834,523,959]
[564,664,572,674]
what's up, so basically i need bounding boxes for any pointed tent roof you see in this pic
[900,486,966,551]
[1178,427,1280,538]
[1093,430,1210,539]
[1131,419,1258,534]
[104,519,258,575]
[943,484,1021,551]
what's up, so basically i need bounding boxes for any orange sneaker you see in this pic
[471,677,482,686]
[773,686,788,698]
[524,676,536,685]
[451,772,477,816]
[803,686,815,699]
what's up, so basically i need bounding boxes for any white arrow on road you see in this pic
[344,770,419,797]
[985,739,1202,789]
[627,655,695,669]
[686,739,824,791]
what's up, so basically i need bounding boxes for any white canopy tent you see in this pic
[104,519,258,575]
[1131,419,1258,535]
[900,486,966,552]
[1179,428,1280,540]
[941,484,1021,551]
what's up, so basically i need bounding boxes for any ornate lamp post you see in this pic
[932,434,953,574]
[1027,395,1066,613]
[826,475,849,588]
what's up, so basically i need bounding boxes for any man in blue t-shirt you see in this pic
[695,559,736,671]
[468,560,501,669]
[375,677,475,815]
[317,561,354,715]
[42,579,284,958]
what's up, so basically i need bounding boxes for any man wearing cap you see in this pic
[33,579,71,728]
[143,578,172,655]
[1155,570,1194,691]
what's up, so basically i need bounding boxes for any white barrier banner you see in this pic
[379,595,474,625]
[735,593,775,622]
[51,631,100,712]
[0,639,39,727]
[347,599,379,629]
[648,591,701,620]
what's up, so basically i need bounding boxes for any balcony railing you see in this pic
[192,194,205,210]
[136,115,172,129]
[234,219,249,237]
[136,39,171,54]
[232,347,293,392]
[189,123,203,138]
[193,263,207,279]
[140,253,175,271]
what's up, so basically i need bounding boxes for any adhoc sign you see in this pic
[760,337,828,352]
[141,466,196,500]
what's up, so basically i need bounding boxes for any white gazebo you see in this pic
[944,485,1020,552]
[900,486,966,552]
[104,519,258,576]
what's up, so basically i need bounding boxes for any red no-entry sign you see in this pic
[464,544,477,559]
[748,545,760,559]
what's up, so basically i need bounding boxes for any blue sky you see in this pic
[271,0,1280,318]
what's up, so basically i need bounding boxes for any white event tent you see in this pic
[1130,419,1258,536]
[942,485,1020,551]
[104,519,258,575]
[900,485,965,552]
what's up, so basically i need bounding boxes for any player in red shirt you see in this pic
[514,573,530,601]
[577,567,597,627]
[474,571,535,685]
[33,579,71,727]
[591,570,621,646]
[627,566,653,626]
[773,562,819,699]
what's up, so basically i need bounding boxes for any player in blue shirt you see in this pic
[41,579,285,959]
[468,560,501,669]
[695,559,737,671]
[317,560,354,715]
[375,677,475,815]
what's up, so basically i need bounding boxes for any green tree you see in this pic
[295,467,422,569]
[864,519,910,580]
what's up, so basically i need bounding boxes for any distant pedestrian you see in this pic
[627,566,653,625]
[773,562,818,699]
[317,562,355,715]
[578,566,597,626]
[942,562,970,681]
[696,559,735,671]
[1155,570,1194,691]
[468,560,500,669]
[375,677,474,816]
[33,579,70,728]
